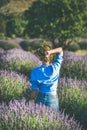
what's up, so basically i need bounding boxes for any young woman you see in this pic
[29,45,63,111]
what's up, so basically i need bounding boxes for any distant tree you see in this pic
[0,0,9,7]
[6,14,27,37]
[0,16,6,34]
[24,0,87,46]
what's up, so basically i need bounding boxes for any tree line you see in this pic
[0,0,87,45]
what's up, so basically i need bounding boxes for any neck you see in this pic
[42,61,50,66]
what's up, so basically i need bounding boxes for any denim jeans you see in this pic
[35,93,59,111]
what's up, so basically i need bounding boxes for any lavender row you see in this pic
[0,99,83,130]
[58,78,87,130]
[0,49,86,80]
[59,77,87,89]
[0,70,87,129]
[61,51,87,81]
[0,48,41,76]
[64,51,87,62]
[0,70,29,103]
[0,48,41,63]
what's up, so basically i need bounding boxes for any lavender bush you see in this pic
[0,70,29,103]
[20,39,52,52]
[58,78,87,129]
[0,99,83,130]
[0,48,4,53]
[0,48,41,76]
[61,51,87,81]
[0,41,20,50]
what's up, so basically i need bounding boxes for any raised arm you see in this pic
[45,47,63,56]
[45,47,63,70]
[49,47,62,54]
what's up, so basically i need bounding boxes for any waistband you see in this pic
[38,92,58,98]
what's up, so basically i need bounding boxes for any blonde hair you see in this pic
[36,44,54,63]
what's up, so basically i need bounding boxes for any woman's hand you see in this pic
[45,51,51,57]
[45,47,63,55]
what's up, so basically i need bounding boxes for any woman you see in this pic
[29,45,63,111]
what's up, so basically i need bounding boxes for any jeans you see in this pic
[35,92,59,111]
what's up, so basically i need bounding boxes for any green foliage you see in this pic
[58,85,87,129]
[0,42,20,50]
[74,37,87,50]
[24,0,87,43]
[0,0,9,7]
[0,99,82,130]
[0,48,41,77]
[0,33,6,39]
[0,60,38,77]
[20,40,52,52]
[78,42,87,50]
[61,60,87,81]
[20,41,34,51]
[6,14,27,37]
[64,42,80,51]
[0,48,4,53]
[0,16,6,34]
[11,34,16,39]
[0,70,29,103]
[76,50,87,55]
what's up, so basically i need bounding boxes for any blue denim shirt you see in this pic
[30,51,63,95]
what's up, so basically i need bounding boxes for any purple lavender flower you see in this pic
[0,70,29,103]
[0,99,83,130]
[0,48,4,54]
[59,77,87,89]
[64,51,87,62]
[0,48,41,76]
[0,48,41,64]
[58,77,87,130]
[61,51,87,81]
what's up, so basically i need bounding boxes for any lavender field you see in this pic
[0,46,87,130]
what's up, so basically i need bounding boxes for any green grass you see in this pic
[75,50,87,55]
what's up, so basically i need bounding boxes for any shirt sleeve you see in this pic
[53,51,63,70]
[29,70,38,90]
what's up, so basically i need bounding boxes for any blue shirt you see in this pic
[30,51,63,95]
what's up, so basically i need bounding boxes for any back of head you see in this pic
[36,44,54,64]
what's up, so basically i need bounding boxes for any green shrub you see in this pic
[20,40,33,51]
[0,48,4,53]
[61,51,87,81]
[6,14,27,37]
[0,48,41,77]
[0,0,9,7]
[20,39,52,52]
[78,42,87,50]
[0,16,6,34]
[23,34,30,39]
[11,34,16,39]
[1,60,37,77]
[64,42,80,51]
[75,50,87,55]
[58,78,87,130]
[0,99,83,130]
[0,33,6,39]
[0,42,20,50]
[74,37,87,50]
[61,60,87,81]
[0,70,29,103]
